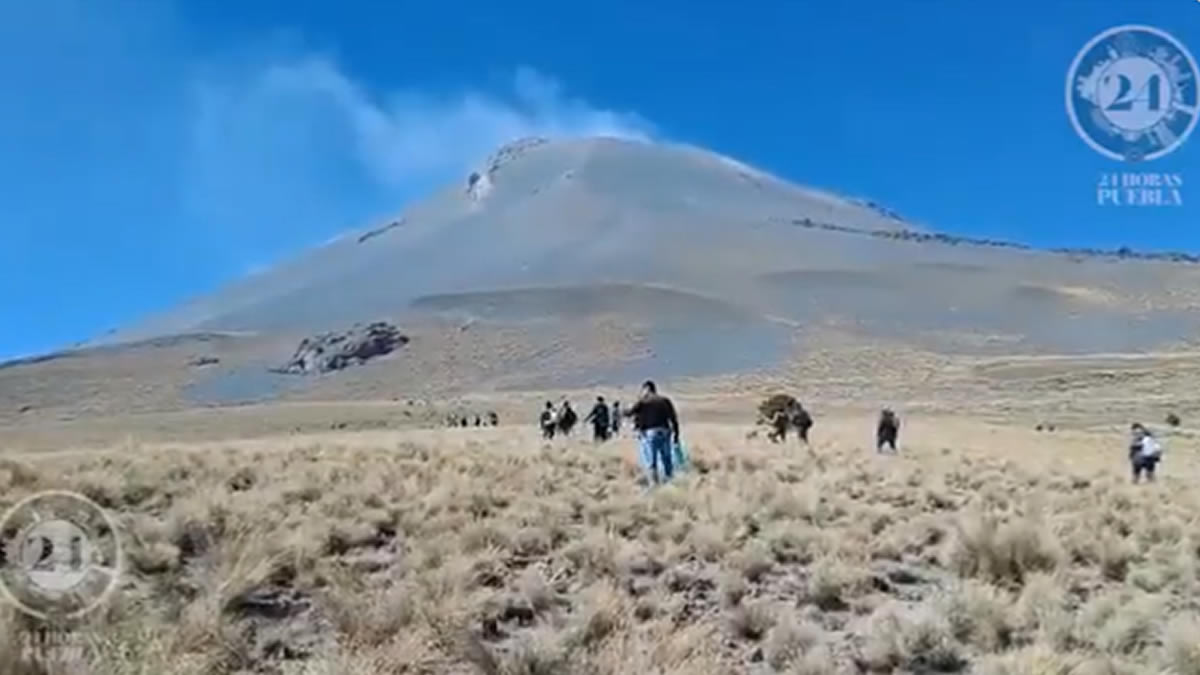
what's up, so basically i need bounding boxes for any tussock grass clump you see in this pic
[935,580,1015,652]
[973,644,1079,675]
[944,511,1064,586]
[730,541,775,583]
[727,600,775,641]
[862,604,967,673]
[806,555,872,611]
[765,616,823,669]
[0,458,40,490]
[1163,613,1200,675]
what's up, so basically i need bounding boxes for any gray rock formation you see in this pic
[275,321,409,375]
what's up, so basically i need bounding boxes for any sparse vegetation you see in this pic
[757,393,799,423]
[0,420,1197,674]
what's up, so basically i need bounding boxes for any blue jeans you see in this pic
[640,428,674,484]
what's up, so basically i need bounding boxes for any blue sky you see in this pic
[1,0,1198,359]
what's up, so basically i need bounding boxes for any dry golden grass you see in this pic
[1,419,1199,674]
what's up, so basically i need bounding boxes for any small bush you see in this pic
[944,512,1062,586]
[765,617,823,669]
[757,393,800,423]
[863,605,967,673]
[1163,613,1200,675]
[731,542,774,583]
[727,600,775,641]
[936,581,1015,651]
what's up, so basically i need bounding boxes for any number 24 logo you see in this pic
[1105,73,1163,111]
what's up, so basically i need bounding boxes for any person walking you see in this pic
[876,409,899,453]
[1129,422,1163,484]
[586,396,611,443]
[768,409,789,443]
[626,380,681,485]
[611,400,622,436]
[558,401,578,436]
[791,402,813,444]
[539,401,557,439]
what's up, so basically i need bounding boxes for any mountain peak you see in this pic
[466,136,553,201]
[105,134,1200,363]
[109,136,940,341]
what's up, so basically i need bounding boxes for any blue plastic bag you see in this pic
[672,439,689,472]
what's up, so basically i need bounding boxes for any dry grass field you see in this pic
[2,415,1199,675]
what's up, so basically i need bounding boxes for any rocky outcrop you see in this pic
[357,217,405,244]
[274,322,409,375]
[466,136,550,201]
[779,216,1200,264]
[850,198,906,223]
[486,136,550,171]
[466,169,494,201]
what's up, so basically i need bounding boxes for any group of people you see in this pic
[539,399,579,438]
[779,407,1165,484]
[539,381,683,485]
[444,411,499,427]
[764,403,901,454]
[765,400,814,444]
[540,397,627,442]
[535,382,1170,488]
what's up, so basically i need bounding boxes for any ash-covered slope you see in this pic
[111,136,1200,360]
[110,137,916,337]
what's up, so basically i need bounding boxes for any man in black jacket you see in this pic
[586,396,611,443]
[877,409,900,453]
[557,401,578,436]
[626,380,680,484]
[791,403,813,444]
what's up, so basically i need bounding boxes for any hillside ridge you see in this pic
[777,216,1200,264]
[11,136,1200,366]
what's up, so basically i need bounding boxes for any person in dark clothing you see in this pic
[611,401,622,435]
[1129,422,1162,483]
[487,411,499,426]
[558,401,578,436]
[474,415,482,427]
[586,396,611,442]
[539,402,557,439]
[877,409,899,453]
[626,380,681,484]
[790,403,813,444]
[460,417,469,427]
[768,409,789,443]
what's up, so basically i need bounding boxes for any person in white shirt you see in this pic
[1129,423,1163,484]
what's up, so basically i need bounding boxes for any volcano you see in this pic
[6,136,1200,416]
[108,136,926,339]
